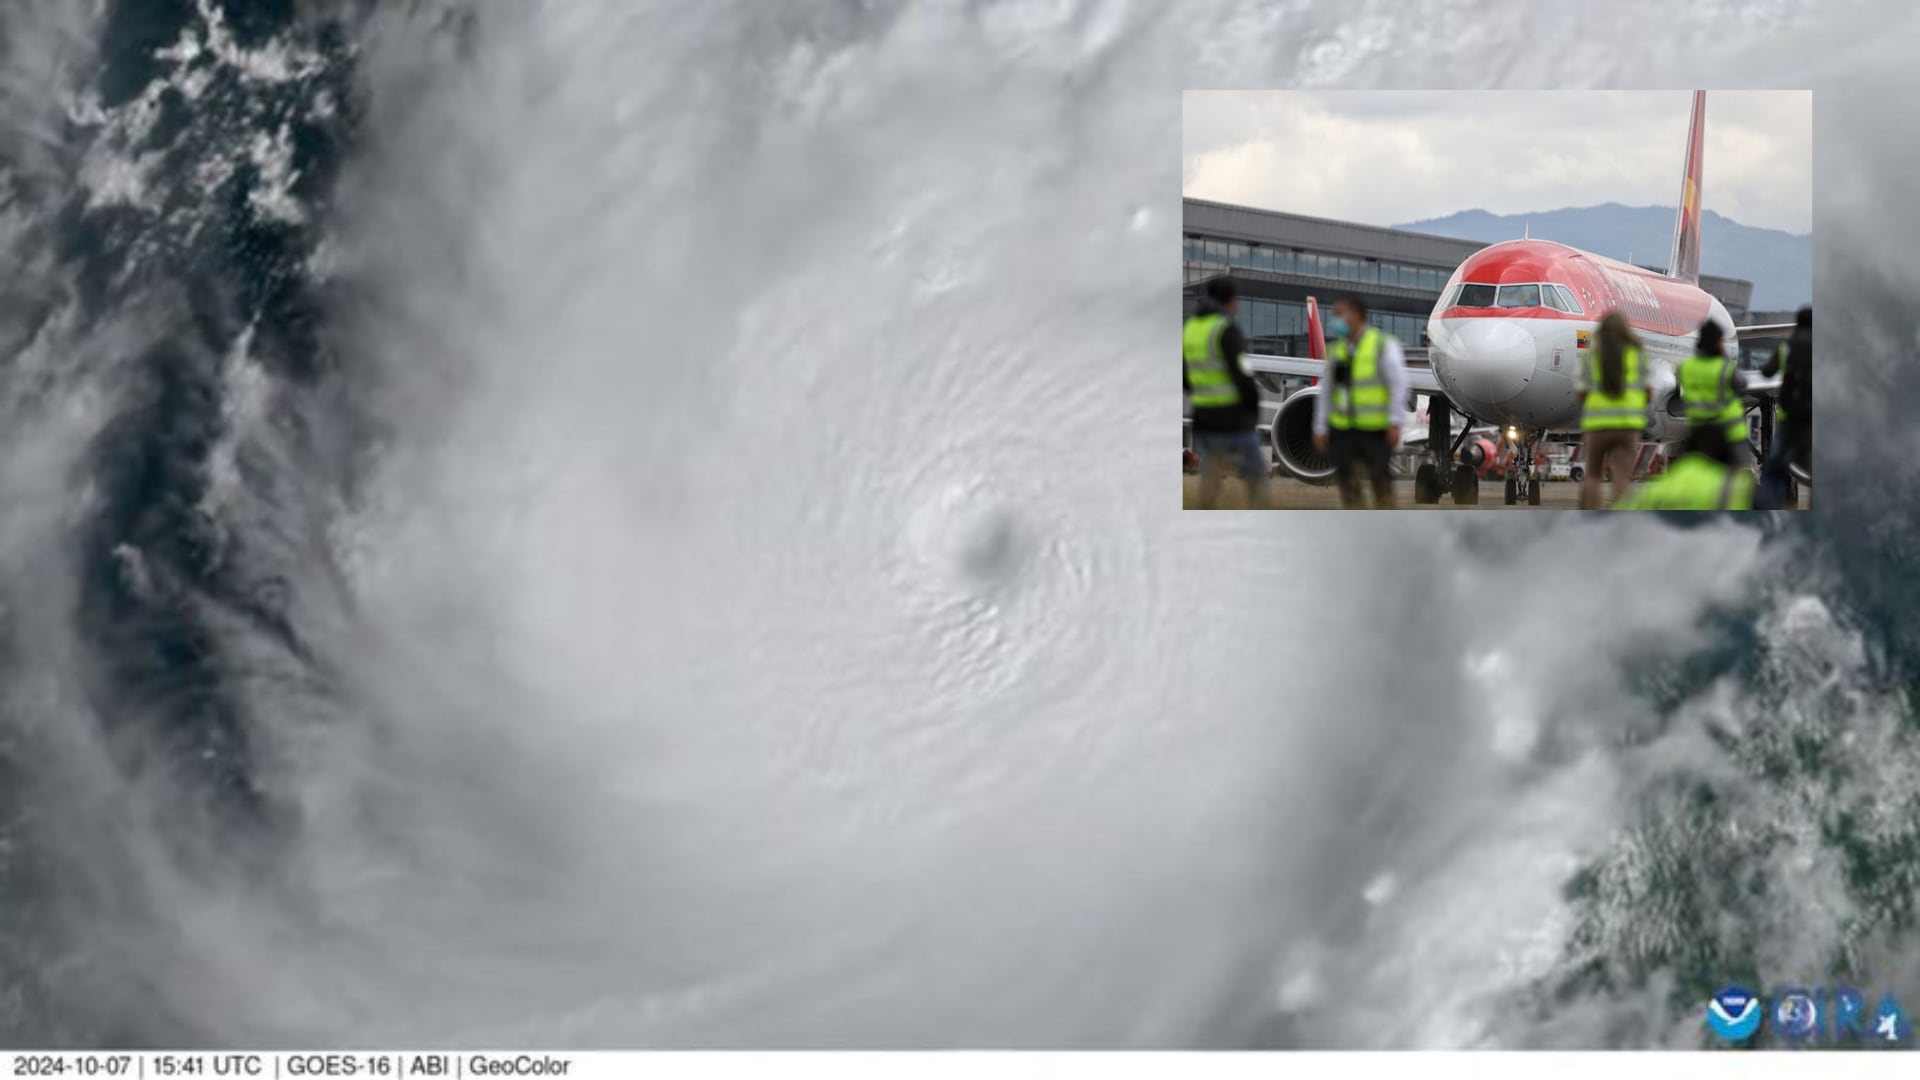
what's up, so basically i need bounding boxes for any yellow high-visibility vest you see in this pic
[1581,345,1648,432]
[1183,314,1240,408]
[1328,328,1390,432]
[1677,352,1747,442]
[1610,453,1754,510]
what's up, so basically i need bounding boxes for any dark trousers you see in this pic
[1330,428,1394,509]
[1755,421,1809,509]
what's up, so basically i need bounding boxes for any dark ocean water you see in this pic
[1,0,1915,1051]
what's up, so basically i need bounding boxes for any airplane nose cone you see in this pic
[1443,320,1535,403]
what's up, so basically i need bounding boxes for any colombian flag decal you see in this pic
[1577,329,1591,349]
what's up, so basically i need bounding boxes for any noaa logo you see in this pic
[1774,989,1819,1041]
[1705,987,1763,1042]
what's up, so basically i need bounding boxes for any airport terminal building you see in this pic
[1180,197,1764,368]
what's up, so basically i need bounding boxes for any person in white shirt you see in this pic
[1310,295,1412,508]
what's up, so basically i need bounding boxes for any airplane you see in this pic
[1240,90,1807,506]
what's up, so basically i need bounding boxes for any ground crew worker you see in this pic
[1676,319,1753,468]
[1183,278,1270,509]
[1577,311,1648,509]
[1310,295,1407,509]
[1755,306,1811,509]
[1610,423,1754,510]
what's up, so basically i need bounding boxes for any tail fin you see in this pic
[1304,296,1326,385]
[1667,90,1705,285]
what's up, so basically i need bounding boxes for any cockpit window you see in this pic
[1554,285,1583,313]
[1496,283,1542,308]
[1455,283,1496,308]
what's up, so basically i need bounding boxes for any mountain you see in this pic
[1392,203,1811,312]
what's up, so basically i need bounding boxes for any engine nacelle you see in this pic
[1459,437,1496,471]
[1270,387,1336,484]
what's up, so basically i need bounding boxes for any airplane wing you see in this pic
[1243,352,1446,395]
[1735,323,1797,338]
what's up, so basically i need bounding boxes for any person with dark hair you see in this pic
[1676,318,1753,468]
[1183,278,1269,509]
[1610,423,1754,510]
[1309,294,1408,508]
[1755,306,1811,509]
[1577,310,1647,508]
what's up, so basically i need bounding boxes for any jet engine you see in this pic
[1458,434,1501,476]
[1269,388,1336,484]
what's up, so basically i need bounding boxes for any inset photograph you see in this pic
[1182,91,1811,510]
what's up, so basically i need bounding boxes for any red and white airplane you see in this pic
[1245,90,1802,505]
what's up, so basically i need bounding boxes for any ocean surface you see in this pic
[1,0,1915,1050]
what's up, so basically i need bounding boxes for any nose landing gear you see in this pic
[1502,429,1544,506]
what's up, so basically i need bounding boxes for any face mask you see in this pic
[1326,316,1350,340]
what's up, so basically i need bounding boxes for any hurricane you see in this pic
[1,0,1915,1051]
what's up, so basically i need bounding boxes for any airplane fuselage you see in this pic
[1424,239,1735,437]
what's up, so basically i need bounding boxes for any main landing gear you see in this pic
[1413,395,1480,506]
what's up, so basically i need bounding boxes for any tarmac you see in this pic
[1181,475,1809,510]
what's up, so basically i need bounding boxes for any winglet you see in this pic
[1667,90,1705,285]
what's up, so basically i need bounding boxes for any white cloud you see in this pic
[1183,90,1812,234]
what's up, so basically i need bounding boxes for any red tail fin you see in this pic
[1667,90,1705,285]
[1305,296,1326,385]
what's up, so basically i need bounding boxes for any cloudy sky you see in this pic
[1183,91,1813,235]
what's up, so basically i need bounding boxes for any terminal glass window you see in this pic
[1273,249,1295,274]
[1224,241,1249,267]
[1203,239,1227,263]
[1246,299,1280,343]
[1496,283,1542,308]
[1455,283,1496,307]
[1184,236,1203,261]
[1358,260,1379,285]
